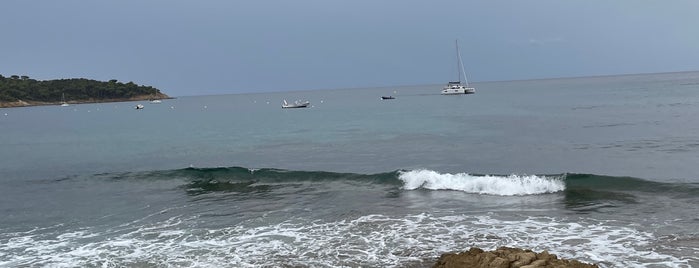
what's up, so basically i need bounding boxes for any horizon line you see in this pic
[174,69,699,97]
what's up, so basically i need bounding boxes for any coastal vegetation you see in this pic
[0,74,169,107]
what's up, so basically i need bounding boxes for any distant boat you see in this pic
[60,93,70,107]
[381,96,395,100]
[441,40,475,95]
[135,104,144,110]
[282,99,310,108]
[150,99,162,104]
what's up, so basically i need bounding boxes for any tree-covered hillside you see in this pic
[0,74,168,103]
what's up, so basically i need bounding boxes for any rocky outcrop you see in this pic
[0,99,31,108]
[433,247,597,268]
[0,93,172,108]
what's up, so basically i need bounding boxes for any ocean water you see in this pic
[1,72,698,267]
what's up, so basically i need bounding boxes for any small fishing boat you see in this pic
[282,100,310,108]
[135,104,144,110]
[381,96,395,100]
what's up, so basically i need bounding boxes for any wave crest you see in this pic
[398,169,565,196]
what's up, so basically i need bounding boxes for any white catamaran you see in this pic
[441,40,475,95]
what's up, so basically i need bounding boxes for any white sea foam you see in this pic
[399,169,565,195]
[0,214,692,267]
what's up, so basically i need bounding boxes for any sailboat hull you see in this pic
[441,87,475,95]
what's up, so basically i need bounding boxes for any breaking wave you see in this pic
[398,169,565,196]
[65,166,699,198]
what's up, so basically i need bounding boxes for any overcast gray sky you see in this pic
[2,1,698,96]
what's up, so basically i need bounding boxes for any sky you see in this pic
[1,0,698,97]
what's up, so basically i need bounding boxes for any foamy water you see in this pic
[0,213,690,267]
[399,169,566,195]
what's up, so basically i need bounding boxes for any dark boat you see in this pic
[381,96,395,100]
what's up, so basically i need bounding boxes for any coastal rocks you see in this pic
[0,99,30,108]
[0,93,171,108]
[433,247,598,268]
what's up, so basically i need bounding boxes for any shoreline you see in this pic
[0,94,173,109]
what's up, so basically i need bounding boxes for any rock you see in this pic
[511,251,537,266]
[433,247,598,268]
[521,259,547,268]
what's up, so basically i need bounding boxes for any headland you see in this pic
[0,74,170,108]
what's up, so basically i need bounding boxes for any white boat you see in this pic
[60,93,70,107]
[282,99,310,108]
[150,99,162,104]
[135,104,144,109]
[441,40,475,95]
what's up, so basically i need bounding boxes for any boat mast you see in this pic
[456,39,470,87]
[456,39,461,83]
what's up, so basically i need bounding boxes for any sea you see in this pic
[1,72,698,267]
